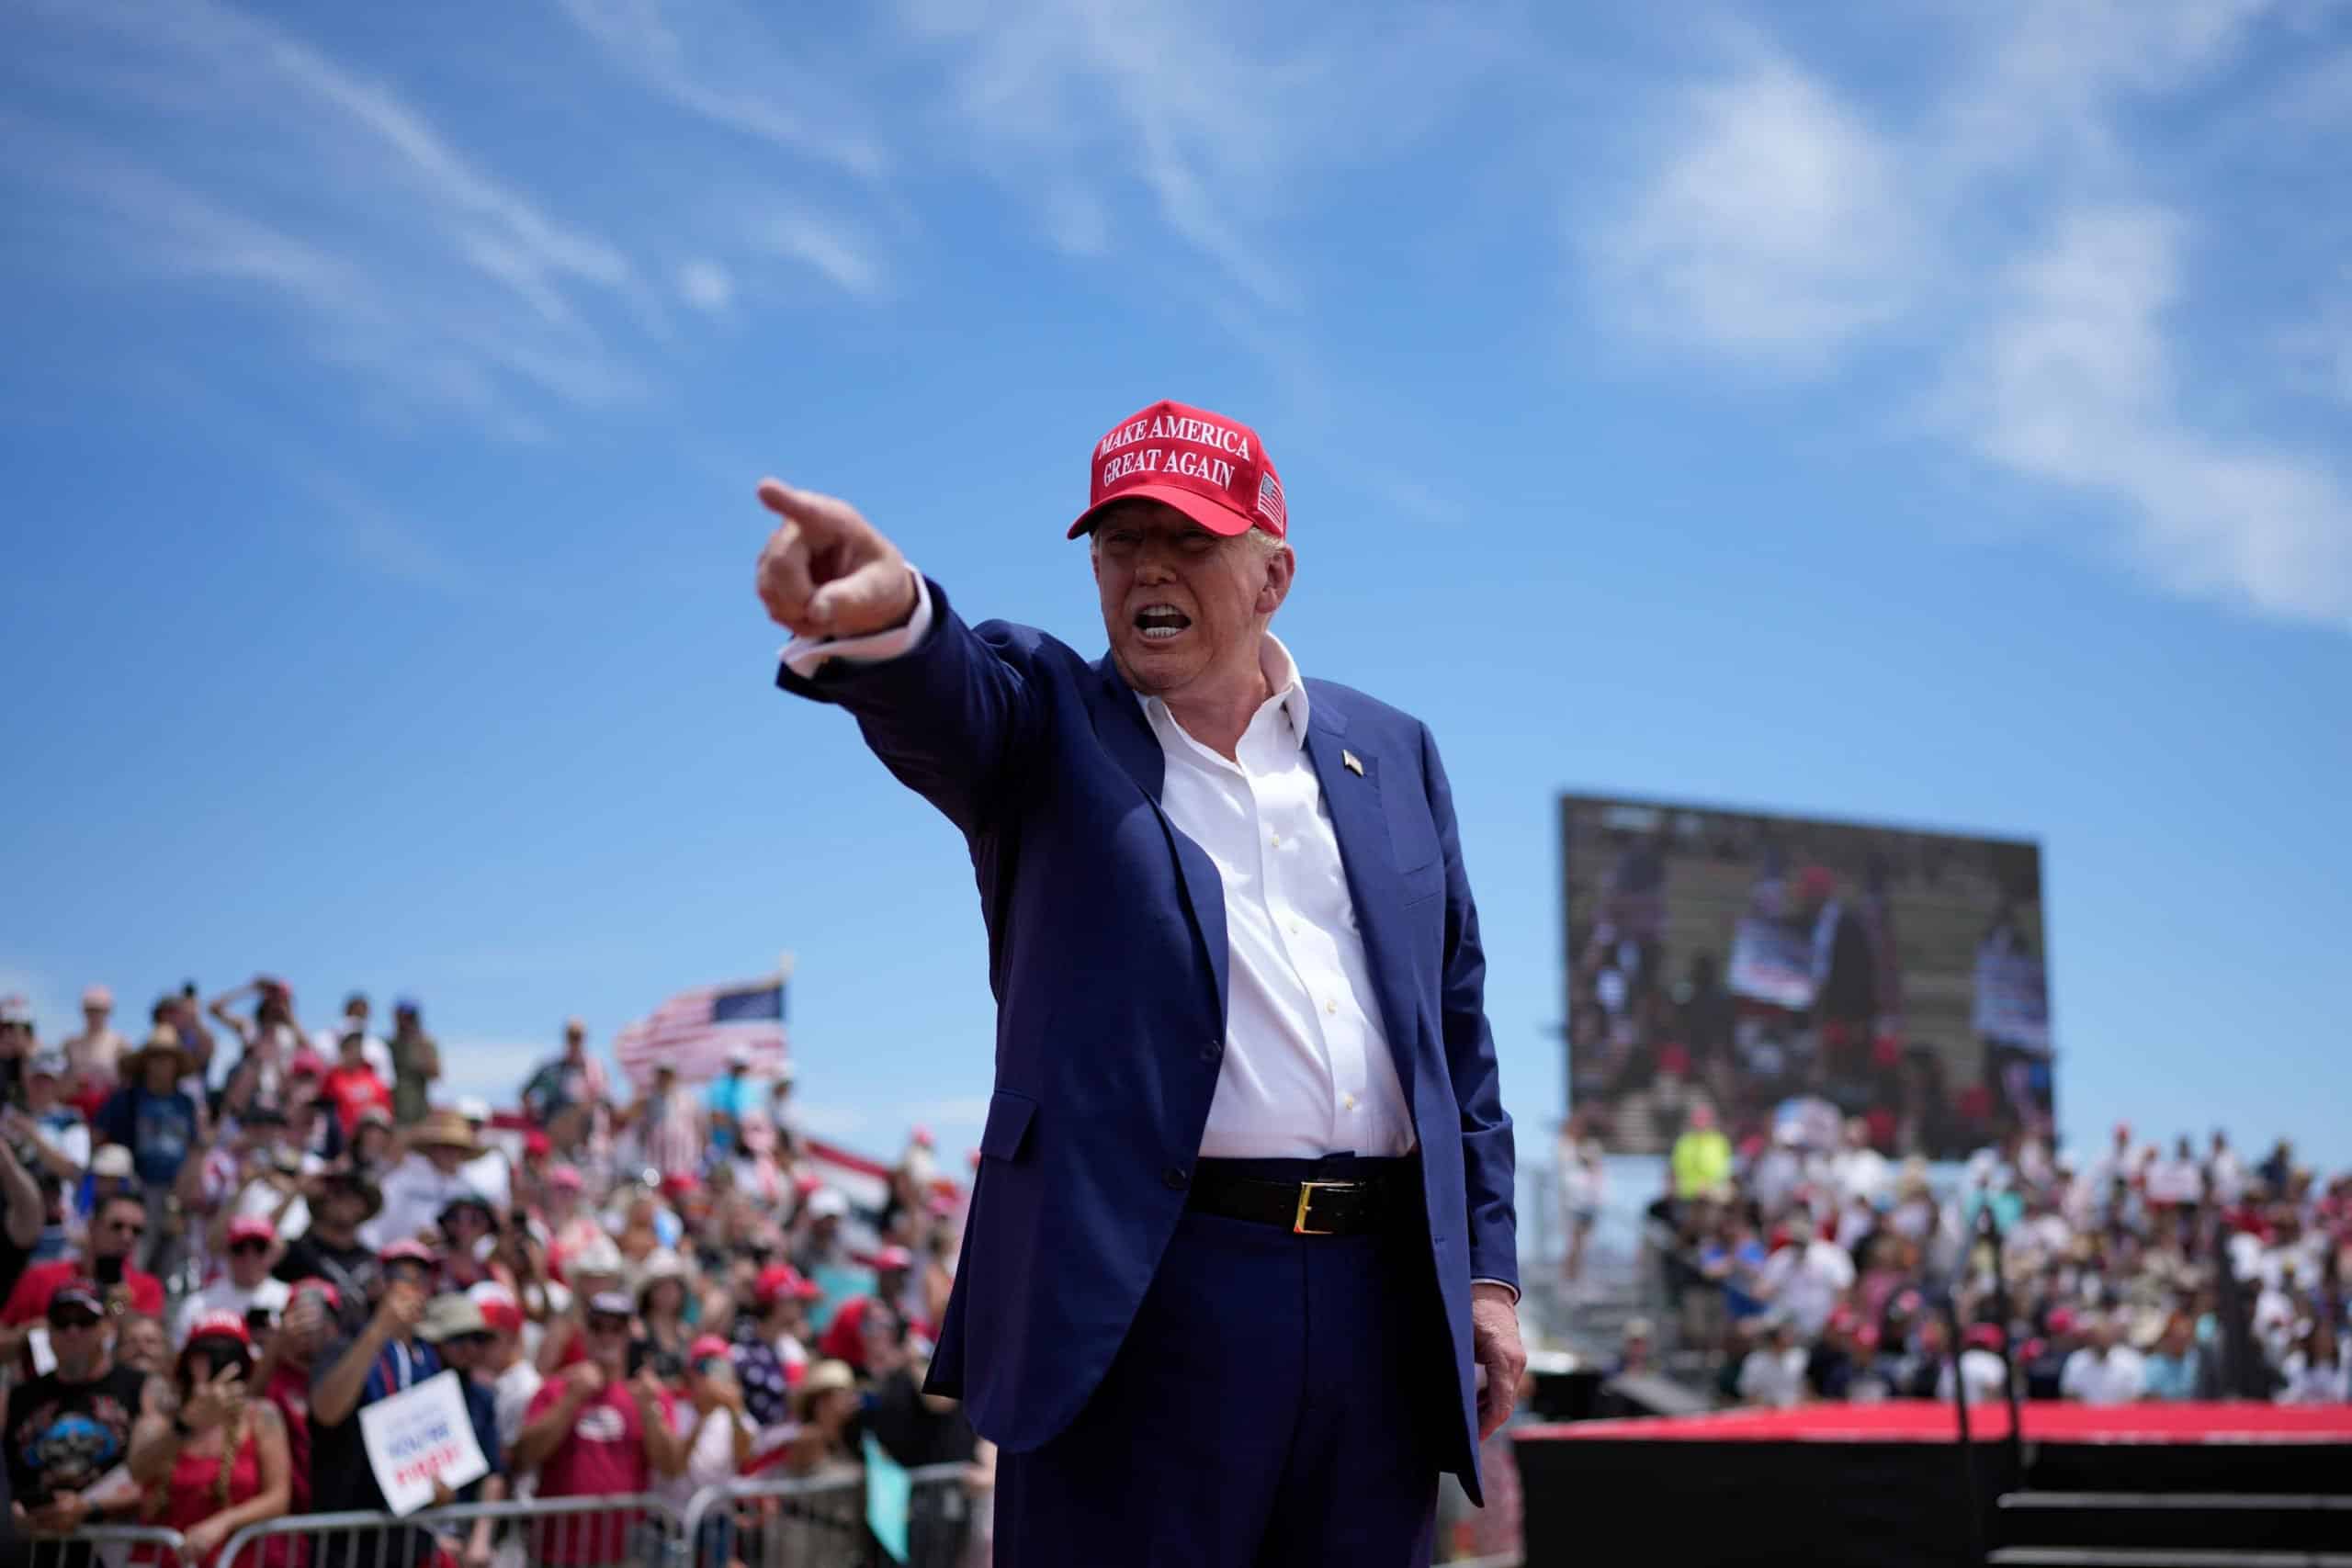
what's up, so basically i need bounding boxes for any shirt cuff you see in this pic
[778,570,933,678]
[1472,1278,1521,1304]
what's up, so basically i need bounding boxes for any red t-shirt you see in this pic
[264,1359,312,1516]
[2,1258,165,1325]
[524,1377,678,1565]
[321,1066,391,1134]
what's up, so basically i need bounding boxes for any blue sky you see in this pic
[3,0,2347,1173]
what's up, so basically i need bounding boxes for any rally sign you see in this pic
[357,1370,489,1517]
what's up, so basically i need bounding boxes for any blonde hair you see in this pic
[1087,524,1290,561]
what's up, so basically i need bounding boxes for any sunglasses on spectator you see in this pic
[229,1240,270,1257]
[107,1219,146,1237]
[50,1312,102,1331]
[448,1331,493,1349]
[587,1314,631,1335]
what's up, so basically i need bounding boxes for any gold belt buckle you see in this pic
[1293,1179,1359,1235]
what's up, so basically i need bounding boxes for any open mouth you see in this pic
[1133,604,1192,642]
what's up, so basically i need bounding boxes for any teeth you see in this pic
[1135,602,1190,642]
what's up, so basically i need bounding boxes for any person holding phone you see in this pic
[2,1195,165,1367]
[514,1291,686,1568]
[305,1240,442,1568]
[125,1312,292,1566]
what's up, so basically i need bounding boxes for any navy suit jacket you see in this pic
[777,581,1517,1497]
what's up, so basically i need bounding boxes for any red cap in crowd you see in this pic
[548,1164,583,1193]
[1854,1325,1881,1353]
[755,1264,822,1308]
[380,1239,438,1268]
[870,1246,913,1273]
[524,1132,552,1160]
[289,1050,327,1080]
[186,1311,253,1349]
[469,1283,522,1335]
[226,1214,277,1247]
[1965,1324,2005,1352]
[1794,865,1837,902]
[1657,1043,1690,1078]
[910,1127,935,1150]
[2046,1308,2077,1336]
[1068,400,1287,542]
[290,1278,343,1313]
[662,1172,701,1198]
[687,1334,732,1365]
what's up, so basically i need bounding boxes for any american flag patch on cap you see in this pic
[1256,470,1285,530]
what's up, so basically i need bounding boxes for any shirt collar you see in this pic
[1136,633,1310,750]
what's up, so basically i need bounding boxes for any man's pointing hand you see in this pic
[754,480,918,639]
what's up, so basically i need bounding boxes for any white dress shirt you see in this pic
[787,581,1521,1298]
[784,578,1412,1160]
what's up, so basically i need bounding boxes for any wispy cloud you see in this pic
[677,259,736,313]
[1948,207,2352,623]
[3,0,650,432]
[553,0,889,179]
[1582,3,2352,628]
[895,0,1514,308]
[1592,57,1919,372]
[763,214,886,299]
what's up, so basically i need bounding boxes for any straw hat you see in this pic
[122,1025,195,1082]
[634,1248,690,1311]
[794,1358,856,1418]
[318,1167,386,1221]
[409,1108,483,1157]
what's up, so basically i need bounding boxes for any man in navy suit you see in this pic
[754,399,1522,1564]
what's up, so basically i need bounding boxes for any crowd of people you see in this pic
[1601,1103,2352,1412]
[0,978,985,1567]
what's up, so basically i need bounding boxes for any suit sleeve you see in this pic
[773,578,1044,838]
[1419,723,1518,1296]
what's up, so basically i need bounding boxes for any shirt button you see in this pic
[1162,1166,1190,1190]
[1201,1040,1222,1065]
[1270,833,1281,848]
[1325,999,1338,1015]
[1289,920,1302,935]
[1344,1093,1358,1110]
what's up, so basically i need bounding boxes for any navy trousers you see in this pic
[995,1155,1447,1567]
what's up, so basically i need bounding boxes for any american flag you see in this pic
[613,975,787,1090]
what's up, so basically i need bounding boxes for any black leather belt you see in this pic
[1186,1161,1405,1236]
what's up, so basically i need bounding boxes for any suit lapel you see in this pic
[1087,656,1230,1033]
[1303,703,1423,1110]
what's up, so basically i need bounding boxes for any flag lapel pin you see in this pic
[1341,750,1364,776]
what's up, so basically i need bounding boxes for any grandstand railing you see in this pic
[30,1468,989,1568]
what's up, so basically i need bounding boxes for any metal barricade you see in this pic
[21,1523,189,1568]
[677,1462,979,1568]
[211,1493,686,1568]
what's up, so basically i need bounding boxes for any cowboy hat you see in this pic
[121,1025,195,1081]
[409,1108,483,1157]
[318,1167,386,1221]
[793,1358,856,1418]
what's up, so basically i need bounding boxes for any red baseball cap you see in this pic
[226,1215,277,1247]
[1068,399,1287,542]
[186,1311,253,1349]
[755,1264,822,1306]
